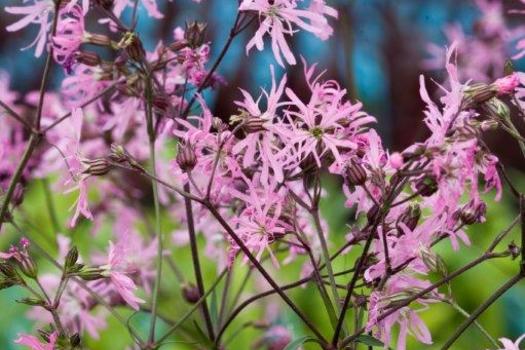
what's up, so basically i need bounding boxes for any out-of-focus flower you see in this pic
[239,0,337,66]
[15,331,58,350]
[492,334,525,350]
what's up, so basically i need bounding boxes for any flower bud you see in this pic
[17,256,38,280]
[16,297,46,307]
[64,246,79,271]
[508,241,520,260]
[242,117,267,134]
[153,94,170,111]
[85,33,112,47]
[119,32,145,62]
[182,283,200,303]
[415,176,438,197]
[492,73,520,95]
[459,200,486,225]
[78,267,105,281]
[185,21,207,48]
[109,144,130,163]
[176,143,198,172]
[396,204,421,233]
[419,246,447,276]
[346,159,367,186]
[74,51,101,67]
[83,158,113,176]
[481,97,510,120]
[463,83,497,108]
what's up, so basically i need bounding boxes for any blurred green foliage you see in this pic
[1,170,524,350]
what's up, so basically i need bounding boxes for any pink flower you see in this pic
[494,334,525,350]
[102,241,145,310]
[367,275,436,350]
[233,65,287,183]
[239,0,337,66]
[52,5,85,69]
[389,152,404,169]
[493,73,520,95]
[5,0,55,57]
[15,331,58,350]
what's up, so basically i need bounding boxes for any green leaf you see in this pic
[283,336,320,350]
[355,334,385,347]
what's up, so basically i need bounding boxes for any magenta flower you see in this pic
[101,241,145,310]
[5,0,55,57]
[15,331,58,350]
[52,5,85,69]
[234,65,287,183]
[494,334,525,350]
[493,73,520,95]
[239,0,337,66]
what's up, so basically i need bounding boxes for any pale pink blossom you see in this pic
[15,331,58,350]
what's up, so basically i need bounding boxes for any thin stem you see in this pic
[183,183,215,341]
[445,299,499,348]
[145,77,164,344]
[0,100,35,132]
[155,269,228,346]
[42,178,61,234]
[441,274,522,350]
[311,206,341,313]
[205,203,328,345]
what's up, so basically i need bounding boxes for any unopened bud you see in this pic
[85,33,112,47]
[109,144,129,163]
[65,246,79,271]
[182,283,200,303]
[243,117,267,133]
[481,97,510,120]
[17,256,38,279]
[176,143,197,172]
[83,158,113,176]
[419,246,447,276]
[346,159,367,186]
[463,83,497,108]
[16,297,46,307]
[78,267,105,281]
[508,242,520,259]
[213,117,227,132]
[119,32,145,62]
[492,73,520,95]
[415,176,438,197]
[168,40,189,52]
[185,21,207,48]
[153,94,170,111]
[480,119,499,132]
[74,51,101,66]
[396,204,421,233]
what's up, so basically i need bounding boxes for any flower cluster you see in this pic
[1,0,525,349]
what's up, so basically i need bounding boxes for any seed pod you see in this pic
[83,158,113,176]
[119,32,145,62]
[243,117,267,134]
[415,176,438,197]
[78,267,105,281]
[346,159,367,186]
[176,143,198,172]
[396,204,421,233]
[74,51,101,66]
[168,40,189,52]
[182,283,200,303]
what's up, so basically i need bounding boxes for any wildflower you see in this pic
[5,0,55,57]
[233,65,287,183]
[15,331,58,350]
[52,5,85,70]
[493,334,525,350]
[239,0,337,66]
[493,73,520,95]
[101,241,145,310]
